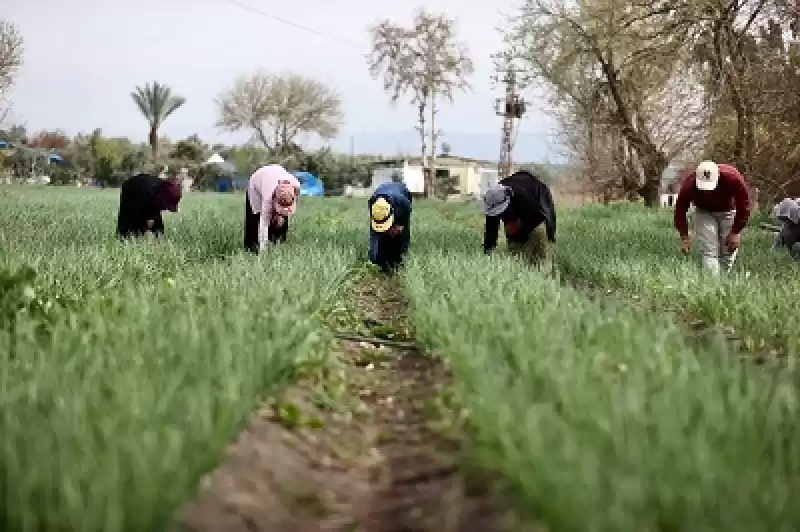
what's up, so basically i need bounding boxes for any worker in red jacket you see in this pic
[674,160,751,275]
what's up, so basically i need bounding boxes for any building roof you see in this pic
[370,155,495,168]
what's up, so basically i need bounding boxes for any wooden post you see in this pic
[750,186,760,213]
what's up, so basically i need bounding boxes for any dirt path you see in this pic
[173,271,522,532]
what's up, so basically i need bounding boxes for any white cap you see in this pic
[695,161,719,191]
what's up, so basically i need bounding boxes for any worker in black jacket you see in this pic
[482,170,556,271]
[116,173,183,239]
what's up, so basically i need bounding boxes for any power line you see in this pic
[220,0,364,49]
[220,0,546,160]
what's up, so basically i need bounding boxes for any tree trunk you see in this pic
[713,21,757,175]
[639,153,668,207]
[254,126,271,150]
[417,99,427,187]
[597,59,669,208]
[602,184,612,205]
[586,120,598,185]
[427,90,437,198]
[149,126,159,164]
[280,123,289,154]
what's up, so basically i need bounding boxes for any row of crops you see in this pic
[404,205,800,531]
[0,188,362,530]
[1,186,799,531]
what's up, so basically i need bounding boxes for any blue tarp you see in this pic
[214,174,247,192]
[294,171,324,197]
[0,141,14,149]
[214,176,233,192]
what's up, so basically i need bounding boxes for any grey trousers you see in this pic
[694,209,739,275]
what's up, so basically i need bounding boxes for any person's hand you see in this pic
[680,237,692,255]
[146,219,154,230]
[388,225,404,237]
[725,232,741,252]
[272,214,286,228]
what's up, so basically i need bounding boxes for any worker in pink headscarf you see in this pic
[244,164,300,253]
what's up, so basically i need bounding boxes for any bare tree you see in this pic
[687,0,771,174]
[216,71,343,155]
[506,0,702,206]
[368,9,474,196]
[0,20,24,127]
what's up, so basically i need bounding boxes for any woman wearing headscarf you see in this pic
[772,198,800,258]
[116,173,183,239]
[244,164,300,254]
[368,181,413,274]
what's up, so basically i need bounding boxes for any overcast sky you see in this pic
[5,0,562,162]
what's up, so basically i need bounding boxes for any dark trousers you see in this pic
[116,208,164,239]
[244,193,288,254]
[368,229,410,273]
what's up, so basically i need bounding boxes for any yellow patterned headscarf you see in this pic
[370,197,394,232]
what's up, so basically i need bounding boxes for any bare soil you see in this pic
[173,271,524,532]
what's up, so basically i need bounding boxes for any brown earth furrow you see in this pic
[173,272,527,532]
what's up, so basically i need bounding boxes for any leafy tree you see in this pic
[131,81,186,163]
[0,123,26,144]
[215,71,343,154]
[170,134,207,162]
[368,9,473,196]
[30,130,70,150]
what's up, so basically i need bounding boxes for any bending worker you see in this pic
[244,164,300,254]
[772,197,800,259]
[674,160,751,275]
[482,169,557,271]
[116,173,182,239]
[368,181,412,274]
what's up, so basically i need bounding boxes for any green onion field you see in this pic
[1,184,799,531]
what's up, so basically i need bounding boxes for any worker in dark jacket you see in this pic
[482,170,556,271]
[674,160,751,275]
[116,173,182,238]
[772,198,800,259]
[368,181,412,274]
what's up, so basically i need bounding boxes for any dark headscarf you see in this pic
[154,179,182,212]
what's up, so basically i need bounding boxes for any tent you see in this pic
[294,171,325,197]
[206,153,237,175]
[205,153,241,192]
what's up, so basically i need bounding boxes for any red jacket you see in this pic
[674,164,751,237]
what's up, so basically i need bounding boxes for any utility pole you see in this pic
[494,66,527,179]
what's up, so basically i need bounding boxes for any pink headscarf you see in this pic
[247,164,300,250]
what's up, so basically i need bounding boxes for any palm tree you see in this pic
[131,81,186,163]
